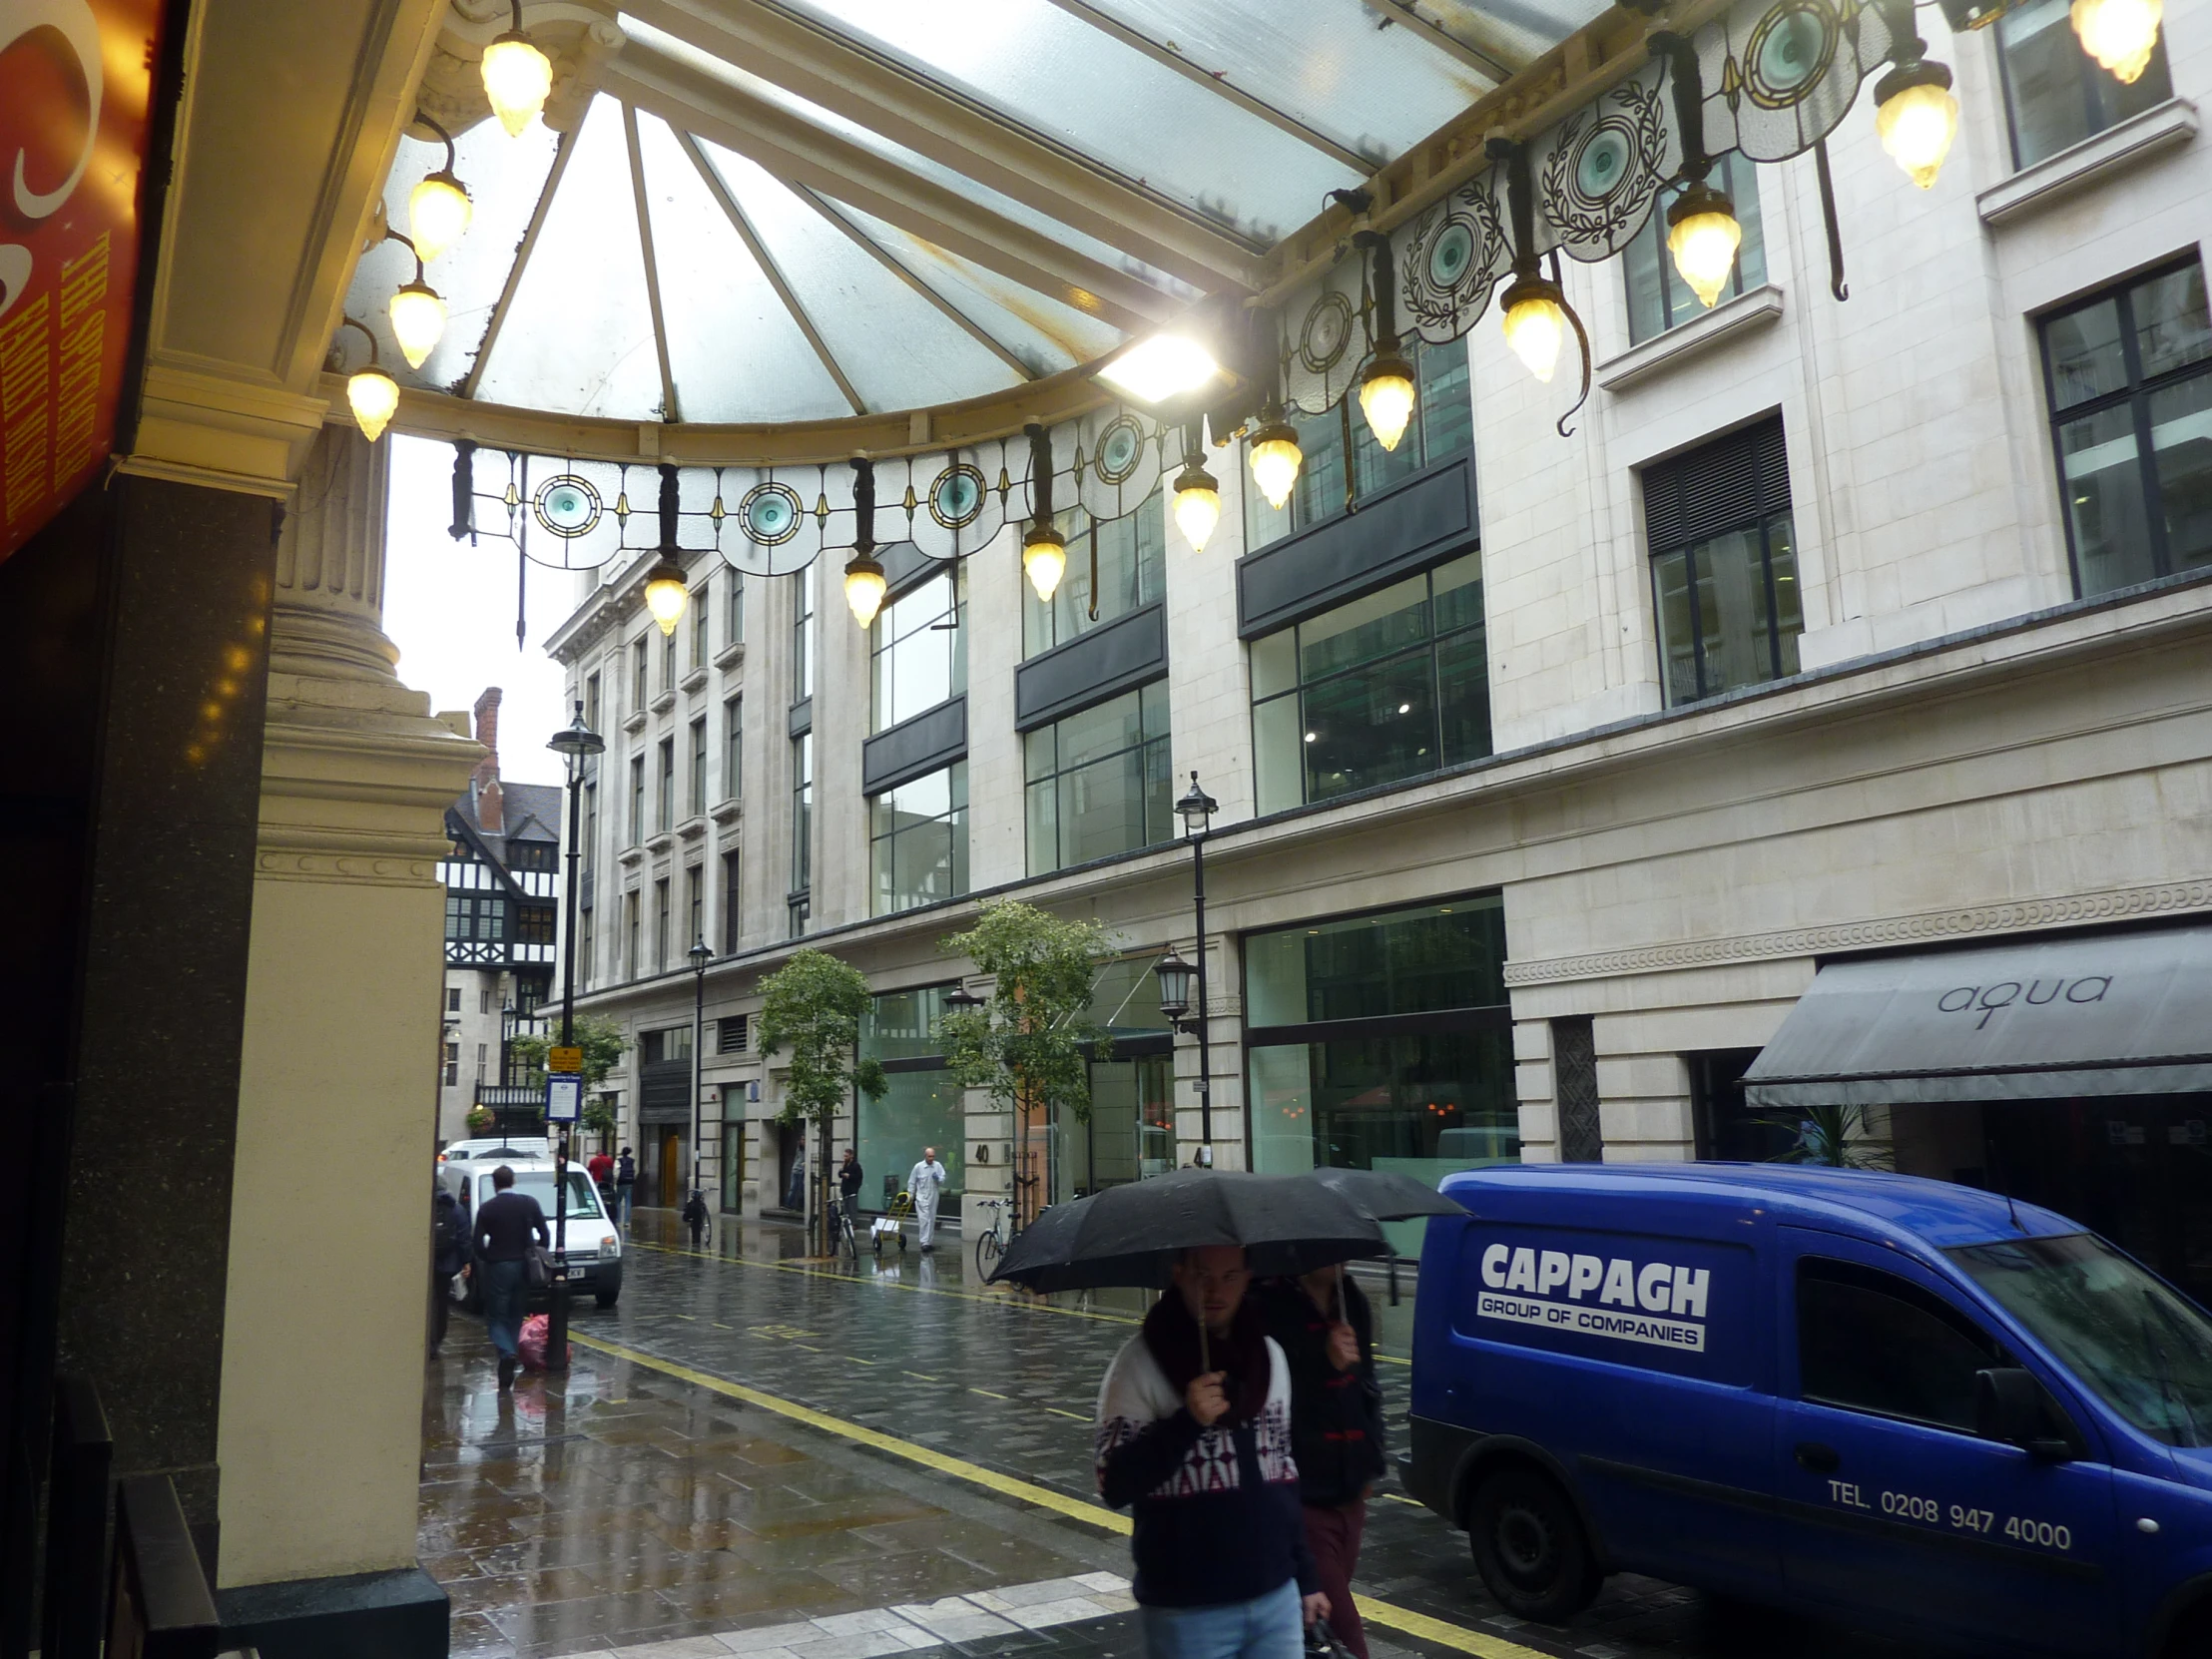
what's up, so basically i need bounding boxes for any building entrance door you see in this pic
[658,1128,685,1208]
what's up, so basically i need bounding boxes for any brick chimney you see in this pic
[471,686,504,833]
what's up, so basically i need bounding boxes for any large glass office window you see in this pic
[1245,896,1517,1204]
[859,986,963,1216]
[1623,152,1768,344]
[1024,683,1171,875]
[723,694,742,801]
[1245,336,1472,551]
[1251,551,1489,815]
[869,763,968,915]
[873,567,965,731]
[790,732,812,933]
[2041,260,2212,596]
[1997,0,2172,168]
[1645,417,1803,706]
[1024,494,1165,657]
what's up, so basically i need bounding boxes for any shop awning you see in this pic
[1742,926,2212,1109]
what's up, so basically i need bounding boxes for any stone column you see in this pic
[215,425,477,1613]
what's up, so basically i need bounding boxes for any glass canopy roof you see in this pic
[345,0,1609,427]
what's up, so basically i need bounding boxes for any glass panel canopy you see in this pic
[347,0,1548,426]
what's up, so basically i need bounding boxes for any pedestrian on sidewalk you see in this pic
[473,1164,549,1393]
[1095,1244,1327,1658]
[1257,1266,1384,1659]
[587,1147,614,1207]
[430,1179,468,1358]
[614,1146,636,1226]
[906,1147,947,1251]
[838,1148,863,1237]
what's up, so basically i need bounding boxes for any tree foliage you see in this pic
[511,1013,629,1091]
[756,948,888,1127]
[938,898,1113,1124]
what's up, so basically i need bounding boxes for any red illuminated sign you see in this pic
[1,0,168,564]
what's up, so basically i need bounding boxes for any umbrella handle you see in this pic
[1200,1321,1209,1380]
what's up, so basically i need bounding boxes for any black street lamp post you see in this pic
[546,701,605,1376]
[689,936,713,1245]
[1155,774,1218,1163]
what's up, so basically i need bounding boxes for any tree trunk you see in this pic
[819,1114,833,1258]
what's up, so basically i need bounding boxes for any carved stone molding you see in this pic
[1503,879,2212,987]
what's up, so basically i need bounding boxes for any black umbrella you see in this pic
[985,1168,1388,1294]
[1302,1165,1464,1222]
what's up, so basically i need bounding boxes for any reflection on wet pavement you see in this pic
[423,1209,1954,1659]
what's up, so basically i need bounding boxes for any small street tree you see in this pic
[757,948,887,1256]
[938,899,1113,1225]
[511,1015,630,1148]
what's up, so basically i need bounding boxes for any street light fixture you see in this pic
[1169,773,1218,1160]
[689,935,713,1246]
[544,700,605,1374]
[1151,953,1196,1028]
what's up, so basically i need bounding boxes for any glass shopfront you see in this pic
[859,986,963,1215]
[1049,954,1175,1203]
[1245,896,1517,1231]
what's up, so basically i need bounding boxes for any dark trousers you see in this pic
[430,1266,451,1350]
[482,1258,527,1359]
[1303,1499,1368,1659]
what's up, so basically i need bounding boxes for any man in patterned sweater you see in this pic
[1095,1245,1329,1658]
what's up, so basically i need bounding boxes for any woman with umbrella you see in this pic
[991,1168,1387,1657]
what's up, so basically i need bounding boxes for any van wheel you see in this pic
[2162,1600,2212,1659]
[1468,1467,1600,1623]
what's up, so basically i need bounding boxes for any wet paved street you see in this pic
[423,1211,1946,1659]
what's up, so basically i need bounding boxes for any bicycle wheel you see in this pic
[974,1229,1001,1279]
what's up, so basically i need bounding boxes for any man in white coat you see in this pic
[906,1146,948,1251]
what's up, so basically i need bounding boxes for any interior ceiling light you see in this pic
[1352,231,1416,452]
[1875,55,1958,190]
[1022,522,1067,603]
[388,278,446,369]
[407,116,472,262]
[1095,332,1223,406]
[2071,0,2162,81]
[643,558,690,635]
[482,2,553,137]
[1170,422,1221,554]
[1666,181,1743,309]
[1247,401,1303,511]
[843,551,887,628]
[1500,273,1567,383]
[336,316,399,443]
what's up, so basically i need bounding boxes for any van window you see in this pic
[1797,1258,2002,1432]
[1950,1231,2212,1447]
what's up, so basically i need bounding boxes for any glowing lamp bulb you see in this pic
[1022,523,1067,603]
[1666,185,1743,310]
[643,560,689,636]
[408,170,473,263]
[1170,457,1222,554]
[387,279,446,369]
[1500,277,1566,383]
[842,552,887,628]
[1247,414,1303,511]
[481,31,553,138]
[2071,0,2162,82]
[1876,62,1959,190]
[1357,346,1416,452]
[346,365,400,443]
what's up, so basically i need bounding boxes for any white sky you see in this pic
[382,434,582,787]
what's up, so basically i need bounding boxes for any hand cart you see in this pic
[871,1189,912,1257]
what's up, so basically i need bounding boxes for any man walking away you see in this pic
[1257,1265,1384,1658]
[430,1179,468,1358]
[614,1146,636,1226]
[1096,1245,1327,1658]
[588,1146,614,1208]
[473,1164,549,1392]
[906,1147,948,1251]
[838,1148,863,1241]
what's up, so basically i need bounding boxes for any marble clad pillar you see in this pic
[217,424,477,1598]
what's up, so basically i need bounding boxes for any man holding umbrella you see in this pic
[1095,1244,1329,1657]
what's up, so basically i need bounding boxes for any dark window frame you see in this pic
[1623,151,1769,346]
[1993,0,2174,170]
[2037,257,2212,595]
[1023,680,1172,876]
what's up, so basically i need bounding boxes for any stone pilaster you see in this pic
[217,424,479,1594]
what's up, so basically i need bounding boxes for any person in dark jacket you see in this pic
[837,1148,863,1237]
[614,1147,636,1226]
[1096,1244,1327,1657]
[430,1181,469,1357]
[473,1165,549,1392]
[1257,1266,1385,1659]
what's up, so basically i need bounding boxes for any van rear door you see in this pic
[1773,1227,2115,1654]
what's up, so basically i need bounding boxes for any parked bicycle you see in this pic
[971,1195,1014,1278]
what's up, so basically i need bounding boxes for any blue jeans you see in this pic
[1139,1580,1302,1659]
[615,1184,632,1225]
[482,1258,527,1359]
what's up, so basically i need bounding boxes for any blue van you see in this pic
[1404,1164,2212,1658]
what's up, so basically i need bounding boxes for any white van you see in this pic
[460,1160,622,1309]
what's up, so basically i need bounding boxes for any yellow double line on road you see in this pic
[572,1331,1539,1659]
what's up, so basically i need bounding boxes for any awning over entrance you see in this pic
[1742,926,2212,1109]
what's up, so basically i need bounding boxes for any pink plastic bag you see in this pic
[516,1313,570,1373]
